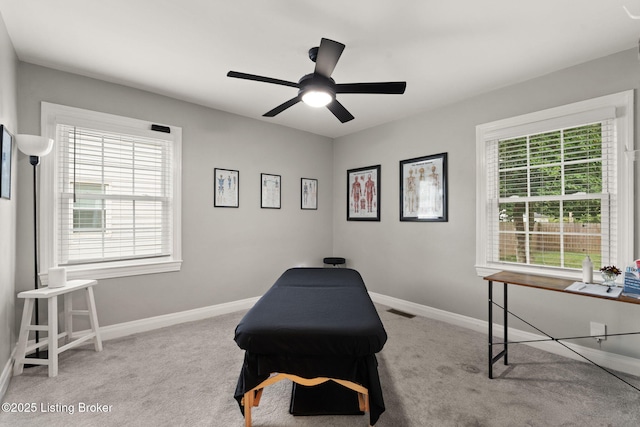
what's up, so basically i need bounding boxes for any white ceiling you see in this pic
[1,0,639,138]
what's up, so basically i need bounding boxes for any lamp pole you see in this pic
[16,134,54,364]
[30,155,43,359]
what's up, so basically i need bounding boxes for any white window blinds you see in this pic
[57,124,173,265]
[484,119,616,271]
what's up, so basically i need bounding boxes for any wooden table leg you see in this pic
[243,390,253,427]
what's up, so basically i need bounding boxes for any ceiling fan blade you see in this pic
[314,38,345,78]
[327,99,354,123]
[227,71,299,88]
[335,81,407,94]
[263,96,302,117]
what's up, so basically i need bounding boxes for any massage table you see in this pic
[233,267,387,426]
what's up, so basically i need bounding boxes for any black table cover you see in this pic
[233,267,387,425]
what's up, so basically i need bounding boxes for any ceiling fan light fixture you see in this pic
[301,90,333,108]
[227,37,405,123]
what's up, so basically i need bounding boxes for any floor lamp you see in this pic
[16,134,54,360]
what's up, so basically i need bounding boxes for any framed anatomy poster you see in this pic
[301,178,317,210]
[399,152,448,222]
[214,168,239,207]
[261,173,281,209]
[347,165,380,221]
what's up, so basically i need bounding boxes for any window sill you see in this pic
[40,258,183,284]
[475,264,582,281]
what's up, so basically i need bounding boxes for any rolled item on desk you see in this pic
[582,255,593,284]
[48,267,67,288]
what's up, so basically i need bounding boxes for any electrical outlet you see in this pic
[590,321,607,341]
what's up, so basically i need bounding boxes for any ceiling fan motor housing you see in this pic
[298,73,335,99]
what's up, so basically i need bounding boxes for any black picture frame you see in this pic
[347,165,380,221]
[261,173,281,209]
[214,168,239,207]
[301,178,317,210]
[1,125,12,200]
[399,152,448,222]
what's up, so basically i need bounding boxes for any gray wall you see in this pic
[333,48,640,358]
[6,23,640,370]
[15,63,334,327]
[0,13,18,380]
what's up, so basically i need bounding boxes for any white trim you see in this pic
[1,347,16,401]
[40,259,183,284]
[95,296,259,342]
[370,292,488,333]
[11,296,259,371]
[473,263,624,283]
[482,106,616,141]
[618,92,635,271]
[39,102,183,279]
[476,124,490,277]
[53,292,640,377]
[476,90,635,277]
[369,292,640,377]
[12,293,639,381]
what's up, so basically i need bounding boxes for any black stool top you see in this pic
[323,257,346,266]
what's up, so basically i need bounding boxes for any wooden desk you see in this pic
[483,271,640,390]
[14,279,102,377]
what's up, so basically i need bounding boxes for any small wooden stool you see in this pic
[14,279,102,377]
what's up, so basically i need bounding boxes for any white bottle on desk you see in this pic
[582,255,593,284]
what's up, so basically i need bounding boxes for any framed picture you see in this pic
[301,178,318,210]
[400,152,448,222]
[214,168,239,207]
[261,173,281,209]
[347,165,380,221]
[1,125,12,200]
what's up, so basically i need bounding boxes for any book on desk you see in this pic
[623,266,640,299]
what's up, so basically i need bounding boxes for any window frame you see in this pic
[475,91,634,279]
[39,102,182,282]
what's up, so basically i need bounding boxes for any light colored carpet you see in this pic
[1,305,639,426]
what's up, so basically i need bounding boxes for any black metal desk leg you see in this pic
[503,282,508,366]
[488,280,493,379]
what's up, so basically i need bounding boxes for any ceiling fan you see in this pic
[227,38,407,123]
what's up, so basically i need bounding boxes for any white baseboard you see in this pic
[78,291,640,377]
[370,292,640,377]
[8,289,638,397]
[370,292,488,333]
[98,296,259,341]
[16,296,260,349]
[5,296,258,402]
[1,348,16,402]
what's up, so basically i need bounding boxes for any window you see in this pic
[40,103,182,280]
[73,183,106,232]
[476,91,634,279]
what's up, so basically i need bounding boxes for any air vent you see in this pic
[387,308,415,319]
